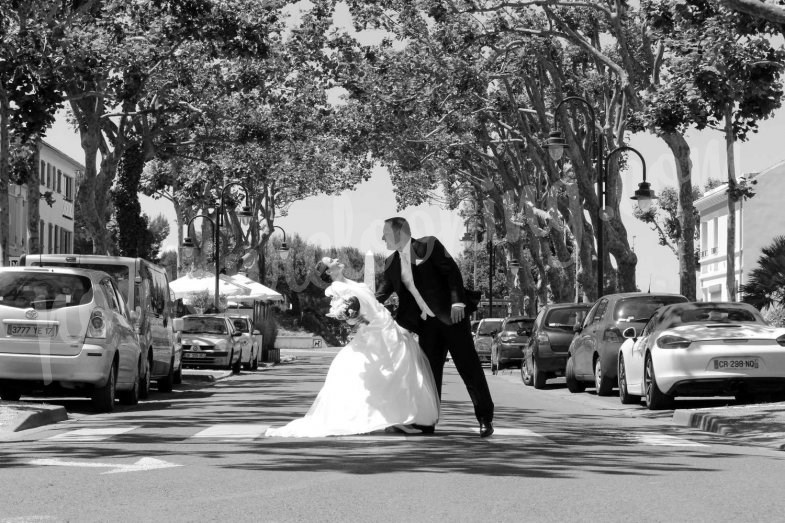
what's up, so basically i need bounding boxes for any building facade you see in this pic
[7,140,83,263]
[695,161,785,302]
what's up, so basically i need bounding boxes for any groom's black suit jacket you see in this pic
[375,236,478,335]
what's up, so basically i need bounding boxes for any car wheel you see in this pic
[644,353,673,410]
[565,356,586,393]
[521,359,533,386]
[232,351,242,374]
[139,354,152,400]
[533,358,547,389]
[0,388,22,402]
[173,363,182,385]
[91,364,116,413]
[618,355,639,405]
[118,368,140,406]
[158,356,175,393]
[594,357,614,396]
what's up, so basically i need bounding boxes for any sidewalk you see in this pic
[672,401,785,450]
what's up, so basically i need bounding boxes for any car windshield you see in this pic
[0,272,93,310]
[231,318,249,333]
[546,308,586,329]
[614,296,687,323]
[504,319,533,333]
[477,320,502,335]
[183,317,227,334]
[659,305,760,329]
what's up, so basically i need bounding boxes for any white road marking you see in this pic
[191,424,269,440]
[47,426,139,442]
[636,433,708,447]
[487,427,553,442]
[29,457,181,474]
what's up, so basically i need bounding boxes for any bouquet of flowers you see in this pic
[327,295,368,326]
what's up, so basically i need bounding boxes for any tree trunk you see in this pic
[724,107,738,302]
[28,145,41,254]
[0,87,9,265]
[660,131,697,300]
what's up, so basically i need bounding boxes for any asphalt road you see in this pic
[1,350,784,522]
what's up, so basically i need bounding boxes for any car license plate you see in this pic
[188,352,206,359]
[7,324,57,337]
[713,358,759,370]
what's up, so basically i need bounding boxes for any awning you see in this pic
[169,272,284,303]
[222,273,284,302]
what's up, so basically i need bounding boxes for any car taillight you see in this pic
[603,327,624,343]
[658,335,691,349]
[776,334,785,347]
[500,336,515,343]
[537,333,549,345]
[87,310,107,339]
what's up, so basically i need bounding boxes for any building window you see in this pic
[40,160,45,183]
[57,169,62,193]
[54,225,60,254]
[65,176,73,201]
[64,230,72,253]
[47,223,53,254]
[39,220,44,251]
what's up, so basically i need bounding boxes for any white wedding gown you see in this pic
[265,279,440,437]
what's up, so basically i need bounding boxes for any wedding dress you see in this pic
[265,279,440,437]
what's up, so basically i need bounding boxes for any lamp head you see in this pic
[278,242,290,260]
[182,236,195,259]
[238,205,253,227]
[546,130,567,161]
[631,181,658,212]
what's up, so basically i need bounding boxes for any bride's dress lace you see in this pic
[265,279,440,437]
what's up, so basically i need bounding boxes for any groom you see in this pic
[376,217,494,438]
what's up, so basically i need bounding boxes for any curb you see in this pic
[182,370,234,382]
[0,404,68,433]
[672,410,736,436]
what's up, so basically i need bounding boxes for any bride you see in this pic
[265,257,440,437]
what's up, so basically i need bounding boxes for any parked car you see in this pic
[618,301,785,409]
[491,316,534,374]
[566,292,689,395]
[474,318,504,364]
[522,302,593,388]
[0,267,144,412]
[176,315,243,373]
[225,315,262,370]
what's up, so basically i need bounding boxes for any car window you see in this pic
[614,296,688,323]
[0,272,93,310]
[101,280,121,312]
[592,299,609,324]
[231,319,249,333]
[659,305,761,330]
[641,313,659,337]
[503,319,533,333]
[477,320,502,335]
[182,317,228,334]
[34,262,130,303]
[546,307,585,330]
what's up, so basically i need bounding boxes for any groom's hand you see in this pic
[451,303,465,324]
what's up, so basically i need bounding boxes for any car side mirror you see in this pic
[253,329,261,335]
[172,318,183,332]
[622,327,637,339]
[573,323,582,333]
[232,331,242,337]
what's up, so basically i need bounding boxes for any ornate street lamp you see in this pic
[273,225,289,260]
[547,96,657,297]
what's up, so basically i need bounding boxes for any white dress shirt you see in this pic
[399,240,435,320]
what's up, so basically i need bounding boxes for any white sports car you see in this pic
[617,302,785,410]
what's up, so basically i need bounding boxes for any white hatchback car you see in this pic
[0,267,143,412]
[618,301,785,409]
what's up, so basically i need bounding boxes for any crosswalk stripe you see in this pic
[191,424,270,440]
[636,433,707,447]
[48,427,139,442]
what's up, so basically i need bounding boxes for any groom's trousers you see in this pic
[418,315,494,423]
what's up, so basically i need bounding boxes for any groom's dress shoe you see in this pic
[412,424,435,434]
[479,420,494,438]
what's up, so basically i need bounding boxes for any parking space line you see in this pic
[636,433,708,447]
[191,424,270,440]
[48,427,140,442]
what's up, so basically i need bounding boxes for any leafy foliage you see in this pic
[741,235,785,310]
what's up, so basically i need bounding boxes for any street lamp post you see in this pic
[273,225,290,260]
[546,96,657,298]
[182,183,253,310]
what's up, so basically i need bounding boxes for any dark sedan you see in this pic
[491,316,534,374]
[522,303,592,388]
